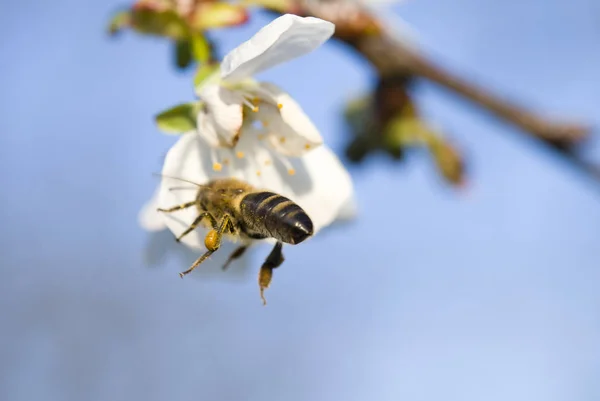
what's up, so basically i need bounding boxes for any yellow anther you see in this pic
[277,103,283,110]
[212,162,222,172]
[222,158,230,166]
[279,136,286,144]
[304,143,311,150]
[288,168,296,176]
[261,120,269,127]
[256,170,261,176]
[252,106,259,112]
[236,151,245,159]
[264,160,272,166]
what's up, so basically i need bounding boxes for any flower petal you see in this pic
[254,82,323,156]
[336,194,358,222]
[220,14,334,82]
[158,134,214,250]
[138,187,167,231]
[197,84,244,147]
[196,107,222,147]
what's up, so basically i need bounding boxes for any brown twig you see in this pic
[351,35,590,145]
[282,1,599,183]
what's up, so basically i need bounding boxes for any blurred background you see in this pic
[1,0,600,400]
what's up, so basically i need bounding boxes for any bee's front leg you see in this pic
[258,241,285,306]
[157,201,196,213]
[175,212,218,242]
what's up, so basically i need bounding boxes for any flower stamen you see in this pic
[210,149,223,172]
[241,97,259,112]
[271,151,296,176]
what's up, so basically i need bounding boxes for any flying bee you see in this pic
[157,176,314,305]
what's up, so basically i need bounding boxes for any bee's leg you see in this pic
[176,212,218,242]
[178,250,214,278]
[258,241,285,306]
[223,214,236,234]
[157,201,196,213]
[178,214,233,278]
[222,246,248,271]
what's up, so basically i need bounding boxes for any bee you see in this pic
[157,176,314,305]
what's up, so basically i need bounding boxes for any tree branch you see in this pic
[350,35,589,146]
[282,1,598,184]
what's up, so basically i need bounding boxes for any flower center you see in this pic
[209,128,297,177]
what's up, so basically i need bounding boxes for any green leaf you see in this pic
[155,103,198,134]
[193,63,219,87]
[429,139,465,186]
[174,40,193,69]
[191,33,211,63]
[385,117,431,148]
[131,8,188,39]
[107,10,131,35]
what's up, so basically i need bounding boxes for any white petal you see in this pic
[335,194,359,222]
[138,188,167,232]
[254,82,323,156]
[197,85,244,147]
[196,109,222,147]
[220,14,334,82]
[278,146,354,234]
[158,134,214,250]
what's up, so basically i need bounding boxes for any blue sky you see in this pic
[1,1,599,400]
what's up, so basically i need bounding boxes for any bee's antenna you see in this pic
[168,186,197,192]
[152,173,203,187]
[152,173,227,196]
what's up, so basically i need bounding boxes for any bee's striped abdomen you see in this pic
[240,191,313,244]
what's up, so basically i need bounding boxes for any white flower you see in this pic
[195,14,335,157]
[152,125,353,251]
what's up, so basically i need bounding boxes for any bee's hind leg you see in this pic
[179,249,215,278]
[178,214,234,278]
[258,242,285,306]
